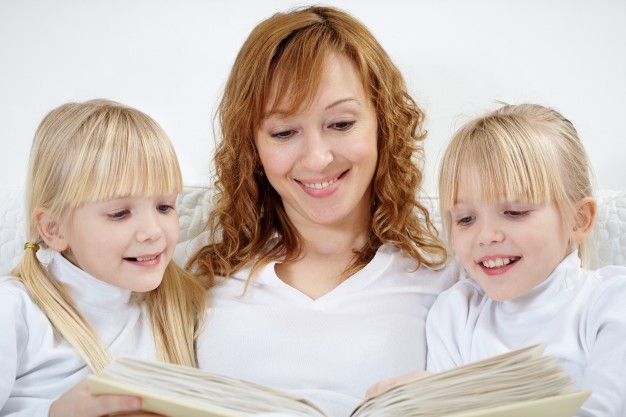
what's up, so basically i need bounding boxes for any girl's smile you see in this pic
[451,172,574,301]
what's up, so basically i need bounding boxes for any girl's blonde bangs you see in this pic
[439,114,565,240]
[53,105,182,213]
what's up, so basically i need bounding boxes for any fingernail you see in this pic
[129,398,141,409]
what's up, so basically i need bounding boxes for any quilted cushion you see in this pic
[1,186,625,274]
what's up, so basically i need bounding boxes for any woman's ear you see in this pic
[571,197,596,245]
[34,208,69,251]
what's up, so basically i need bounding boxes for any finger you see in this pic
[365,381,390,399]
[90,395,142,415]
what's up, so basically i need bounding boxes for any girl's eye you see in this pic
[157,204,175,213]
[107,210,129,220]
[456,215,475,226]
[271,129,296,140]
[330,120,355,131]
[505,210,530,218]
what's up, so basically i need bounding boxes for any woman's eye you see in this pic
[330,120,355,131]
[271,129,296,140]
[107,210,129,220]
[157,204,175,213]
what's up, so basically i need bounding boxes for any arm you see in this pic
[0,280,164,417]
[577,272,626,417]
[425,280,480,372]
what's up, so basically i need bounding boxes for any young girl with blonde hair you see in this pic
[0,99,205,417]
[369,103,626,415]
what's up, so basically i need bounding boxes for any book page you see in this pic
[88,358,329,417]
[89,344,589,417]
[350,344,588,417]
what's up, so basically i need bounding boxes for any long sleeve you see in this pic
[0,278,54,417]
[424,254,626,417]
[0,252,158,416]
[575,267,626,416]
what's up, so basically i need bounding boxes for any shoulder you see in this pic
[425,270,484,371]
[429,270,485,318]
[0,275,33,307]
[580,265,626,310]
[0,275,44,333]
[377,245,460,291]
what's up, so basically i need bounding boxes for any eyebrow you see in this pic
[325,97,359,110]
[263,97,360,119]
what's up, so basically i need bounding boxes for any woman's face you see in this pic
[255,53,378,231]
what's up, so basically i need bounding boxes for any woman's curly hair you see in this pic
[188,5,446,287]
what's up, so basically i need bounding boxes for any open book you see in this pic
[88,344,590,417]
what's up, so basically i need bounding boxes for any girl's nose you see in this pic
[135,214,163,242]
[477,220,505,245]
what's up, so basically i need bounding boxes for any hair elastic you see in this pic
[24,242,40,252]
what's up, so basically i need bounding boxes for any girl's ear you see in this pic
[34,208,69,251]
[571,197,596,245]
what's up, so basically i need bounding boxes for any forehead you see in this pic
[454,167,485,202]
[264,52,367,116]
[454,162,529,206]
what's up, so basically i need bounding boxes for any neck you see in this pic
[291,205,371,260]
[274,204,372,299]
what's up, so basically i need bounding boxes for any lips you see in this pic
[124,253,162,265]
[476,256,520,276]
[297,169,348,191]
[480,256,520,269]
[301,176,339,190]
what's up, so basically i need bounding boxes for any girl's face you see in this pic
[255,52,378,232]
[58,194,179,292]
[450,176,575,301]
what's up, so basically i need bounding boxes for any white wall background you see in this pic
[1,0,624,194]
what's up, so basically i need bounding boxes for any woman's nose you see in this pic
[300,131,333,171]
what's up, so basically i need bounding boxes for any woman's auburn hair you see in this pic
[15,99,205,371]
[189,5,446,286]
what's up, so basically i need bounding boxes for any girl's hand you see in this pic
[364,370,432,400]
[49,379,165,417]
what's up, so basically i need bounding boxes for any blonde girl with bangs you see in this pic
[0,99,205,417]
[368,103,626,416]
[183,6,457,416]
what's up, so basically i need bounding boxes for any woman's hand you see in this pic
[365,370,432,400]
[49,379,164,417]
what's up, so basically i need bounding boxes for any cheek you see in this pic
[257,145,294,177]
[450,229,467,253]
[343,132,377,162]
[168,219,180,243]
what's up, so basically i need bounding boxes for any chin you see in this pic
[133,279,164,293]
[485,289,521,302]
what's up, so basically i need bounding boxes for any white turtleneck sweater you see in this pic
[426,251,626,417]
[0,251,157,417]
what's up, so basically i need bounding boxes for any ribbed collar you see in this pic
[496,251,582,314]
[49,251,133,309]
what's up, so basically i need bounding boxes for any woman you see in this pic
[187,6,457,416]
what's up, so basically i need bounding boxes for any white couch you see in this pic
[1,185,625,274]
